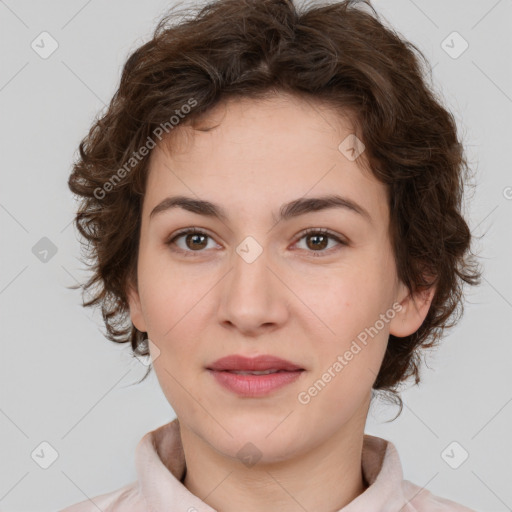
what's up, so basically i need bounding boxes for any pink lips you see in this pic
[206,354,305,397]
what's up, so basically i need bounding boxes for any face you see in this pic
[127,93,431,462]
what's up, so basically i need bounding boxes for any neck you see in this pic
[180,410,370,512]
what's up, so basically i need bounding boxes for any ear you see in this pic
[389,280,436,338]
[126,279,147,333]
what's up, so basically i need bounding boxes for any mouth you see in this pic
[206,368,305,397]
[213,369,301,375]
[206,354,305,397]
[206,354,305,372]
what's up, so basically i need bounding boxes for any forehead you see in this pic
[143,93,389,227]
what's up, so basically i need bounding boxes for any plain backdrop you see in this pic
[0,0,511,511]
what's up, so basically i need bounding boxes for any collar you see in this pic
[135,418,410,512]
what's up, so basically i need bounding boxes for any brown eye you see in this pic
[294,228,347,256]
[165,228,217,256]
[305,233,329,251]
[183,232,208,250]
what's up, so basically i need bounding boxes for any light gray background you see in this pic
[0,0,511,511]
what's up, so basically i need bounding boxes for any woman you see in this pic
[61,0,481,510]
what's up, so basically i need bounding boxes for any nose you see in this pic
[217,242,289,337]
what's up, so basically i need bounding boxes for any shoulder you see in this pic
[58,481,144,512]
[402,479,476,511]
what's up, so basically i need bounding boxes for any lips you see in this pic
[206,354,304,373]
[206,354,305,397]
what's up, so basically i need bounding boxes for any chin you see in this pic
[219,415,302,451]
[217,431,303,466]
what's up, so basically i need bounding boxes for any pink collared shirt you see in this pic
[60,418,476,511]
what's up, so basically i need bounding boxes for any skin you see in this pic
[127,92,435,512]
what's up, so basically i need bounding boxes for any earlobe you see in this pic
[126,281,147,333]
[389,283,436,338]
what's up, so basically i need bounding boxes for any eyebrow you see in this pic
[149,194,372,225]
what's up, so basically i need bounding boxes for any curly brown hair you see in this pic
[67,0,482,416]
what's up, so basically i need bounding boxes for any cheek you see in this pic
[303,266,394,383]
[137,253,208,332]
[147,304,203,417]
[302,301,390,419]
[301,265,391,337]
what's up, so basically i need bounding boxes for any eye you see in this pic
[165,227,219,256]
[293,228,347,256]
[165,227,348,257]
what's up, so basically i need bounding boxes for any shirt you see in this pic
[59,418,476,511]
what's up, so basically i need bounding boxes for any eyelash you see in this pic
[164,227,348,258]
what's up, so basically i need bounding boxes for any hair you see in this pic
[67,0,482,417]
